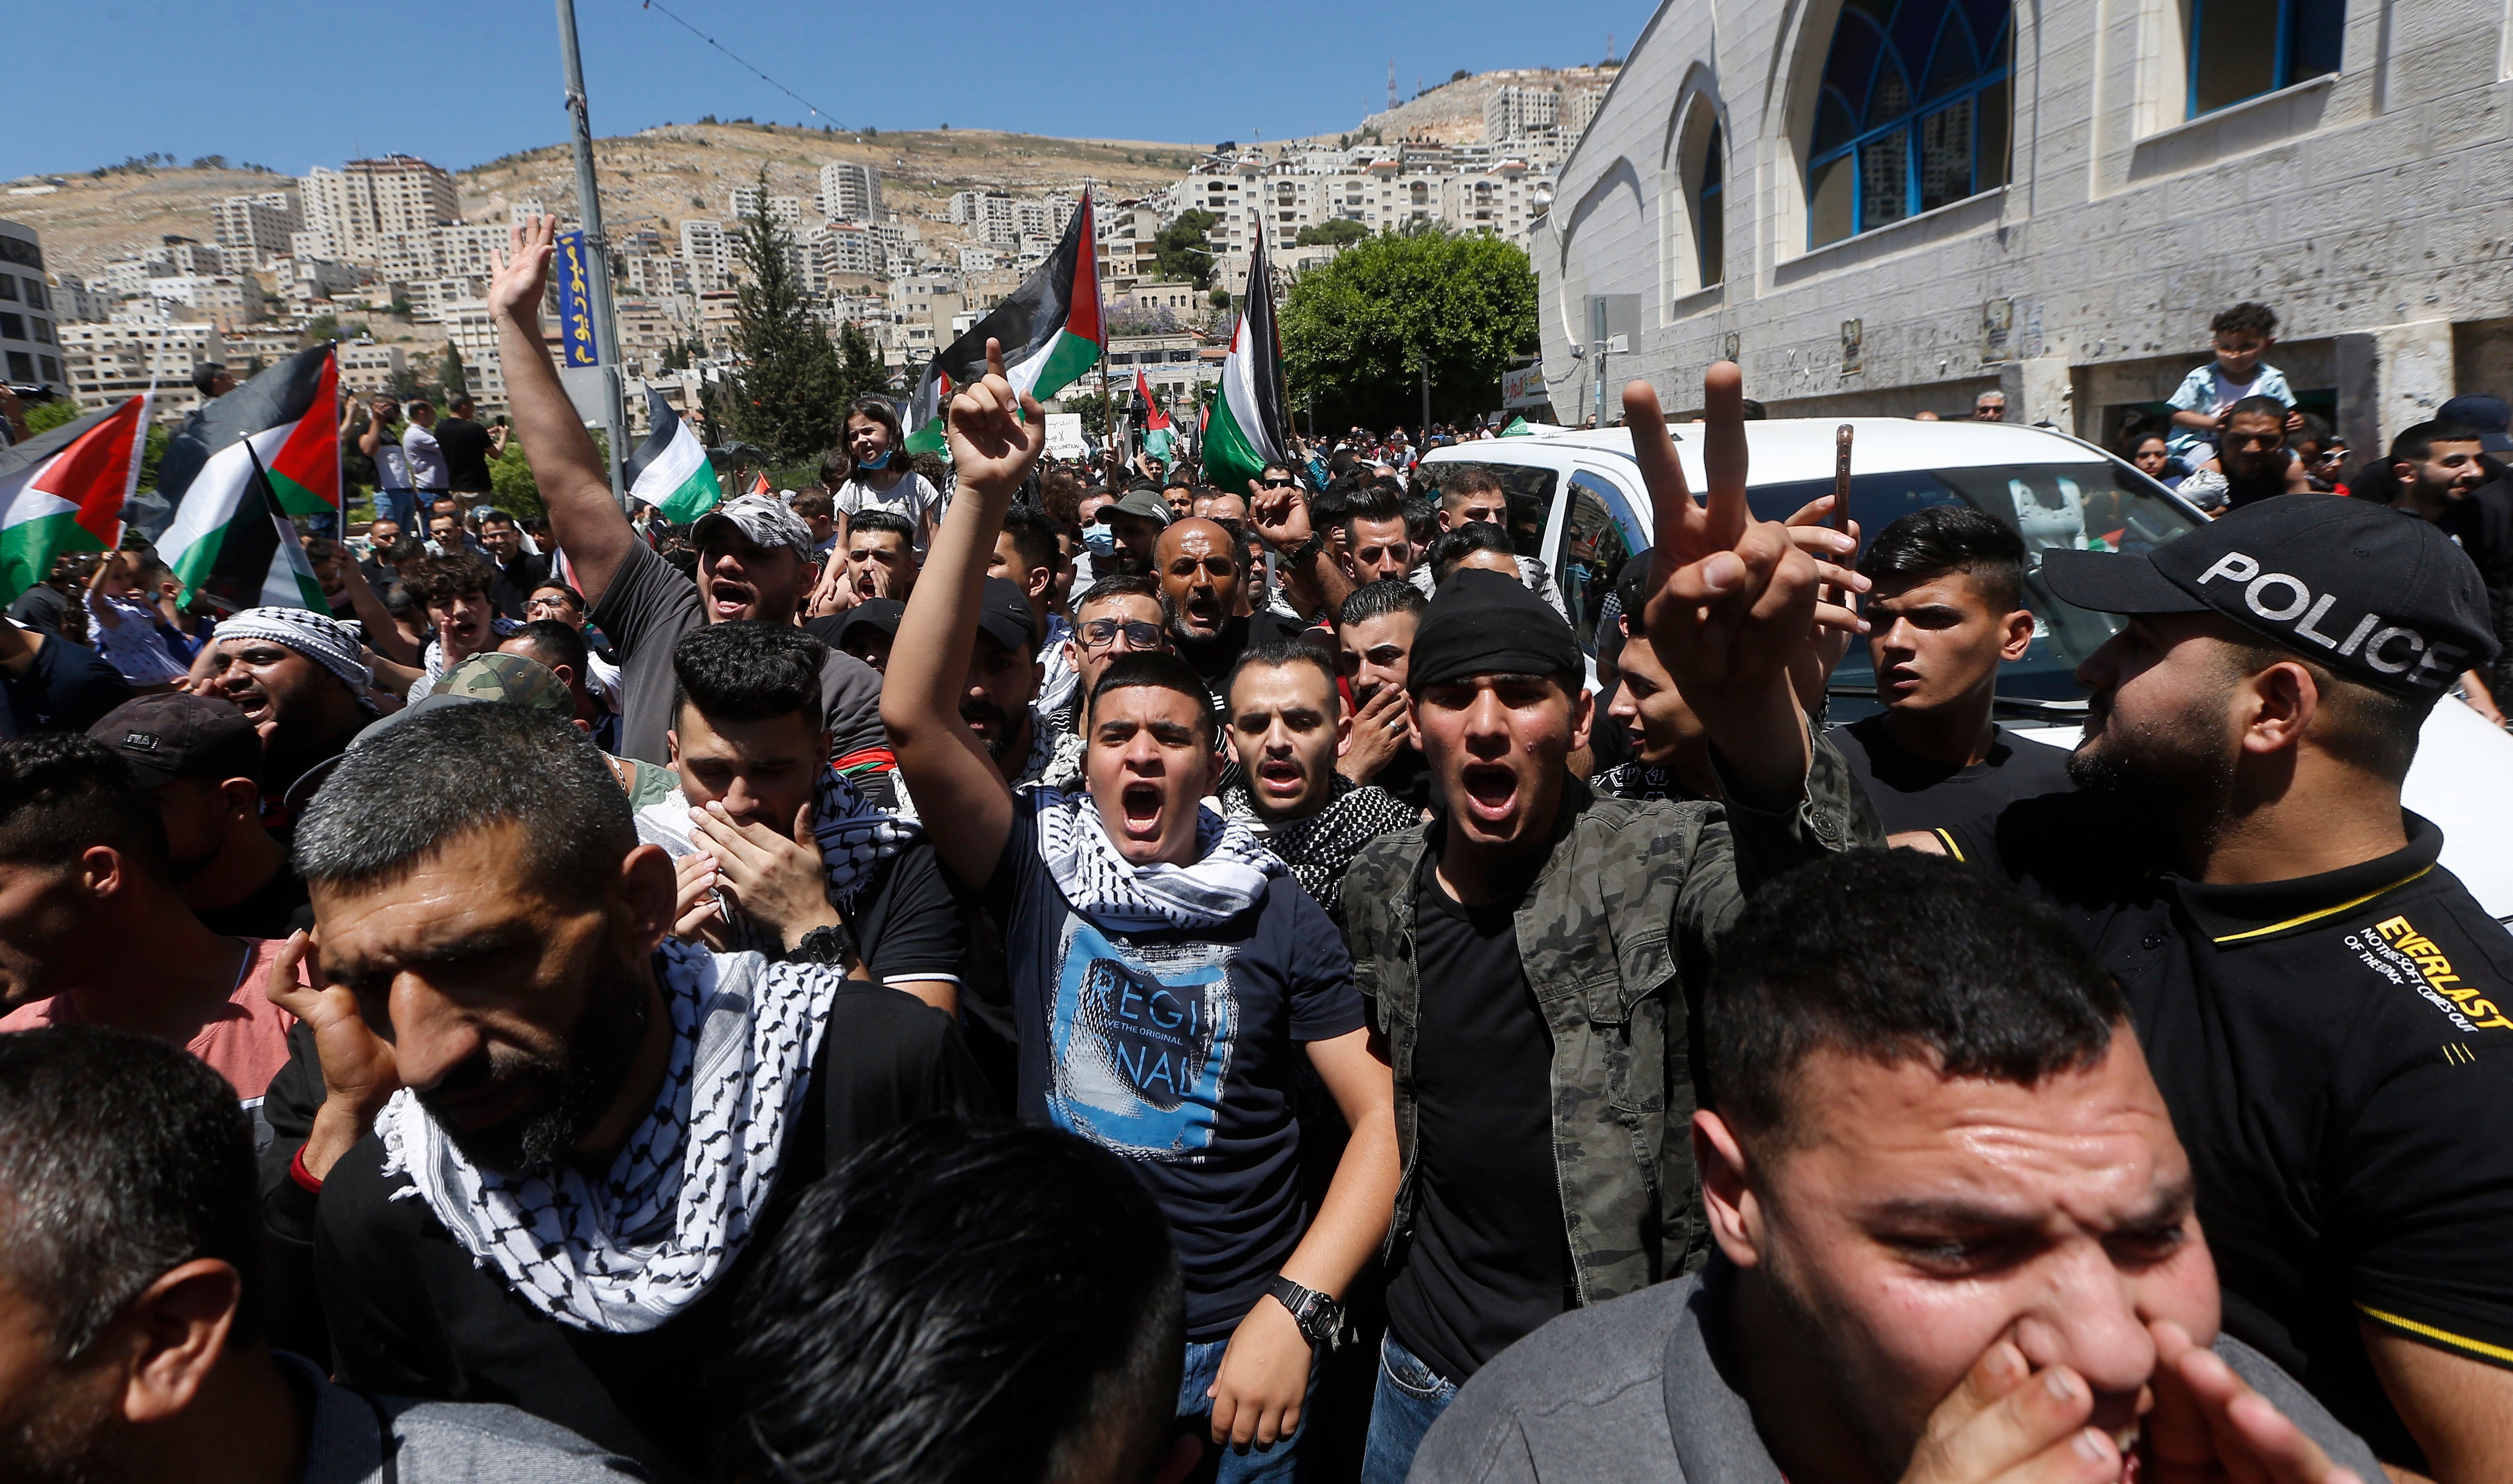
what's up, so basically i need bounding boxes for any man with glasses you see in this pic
[1973,389,2007,422]
[1042,574,1171,789]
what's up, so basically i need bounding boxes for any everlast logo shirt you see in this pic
[1939,797,2513,1472]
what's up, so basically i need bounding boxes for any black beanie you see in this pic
[1407,569,1587,694]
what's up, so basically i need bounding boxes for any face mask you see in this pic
[1083,527,1115,554]
[856,449,892,472]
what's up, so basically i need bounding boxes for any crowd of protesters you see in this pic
[1,218,2508,1484]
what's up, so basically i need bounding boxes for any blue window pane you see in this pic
[1923,14,1979,99]
[2290,0,2344,78]
[1918,97,1975,210]
[1958,0,2012,58]
[1823,13,1885,114]
[1860,128,1911,228]
[1891,3,1947,91]
[1870,57,1914,125]
[1815,91,1859,153]
[1703,125,1724,191]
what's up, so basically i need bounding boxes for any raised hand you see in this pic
[262,930,404,1181]
[945,338,1045,496]
[1782,492,1870,707]
[488,215,559,329]
[1247,477,1314,553]
[1337,686,1410,784]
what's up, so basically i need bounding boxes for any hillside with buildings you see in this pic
[0,64,1610,427]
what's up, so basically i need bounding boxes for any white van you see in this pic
[1419,420,2513,920]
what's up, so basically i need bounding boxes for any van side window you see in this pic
[1559,472,1637,652]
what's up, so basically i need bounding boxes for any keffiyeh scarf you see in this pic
[375,939,836,1333]
[1219,776,1418,923]
[635,763,918,953]
[1033,787,1283,931]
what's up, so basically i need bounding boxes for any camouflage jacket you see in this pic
[1340,738,1877,1308]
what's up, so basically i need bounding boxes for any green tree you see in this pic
[24,397,83,436]
[832,320,889,406]
[1294,218,1370,248]
[721,168,853,463]
[1155,209,1220,289]
[305,313,338,343]
[1279,226,1538,431]
[489,439,542,517]
[439,344,469,400]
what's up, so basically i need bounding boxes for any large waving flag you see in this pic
[1203,221,1289,496]
[0,396,150,606]
[141,344,337,543]
[172,442,328,615]
[1135,369,1174,462]
[905,190,1102,455]
[625,387,723,524]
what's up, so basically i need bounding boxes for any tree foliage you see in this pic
[721,168,854,464]
[24,398,83,436]
[439,345,469,400]
[489,439,542,517]
[1279,227,1538,431]
[1294,218,1371,248]
[1155,209,1220,289]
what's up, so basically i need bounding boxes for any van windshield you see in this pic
[1745,460,2201,713]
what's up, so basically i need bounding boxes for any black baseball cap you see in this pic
[831,597,906,648]
[88,694,262,790]
[2041,495,2499,700]
[975,576,1038,653]
[2436,395,2513,453]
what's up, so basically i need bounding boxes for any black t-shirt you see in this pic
[1942,798,2513,1469]
[435,416,497,493]
[1175,612,1305,711]
[1385,847,1571,1384]
[7,583,69,636]
[4,630,133,736]
[486,551,551,621]
[979,802,1366,1340]
[1828,714,2075,835]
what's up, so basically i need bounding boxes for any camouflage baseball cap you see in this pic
[433,652,575,722]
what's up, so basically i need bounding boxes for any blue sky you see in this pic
[7,0,1643,179]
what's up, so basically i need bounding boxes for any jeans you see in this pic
[1360,1332,1459,1484]
[374,486,420,536]
[1177,1332,1320,1484]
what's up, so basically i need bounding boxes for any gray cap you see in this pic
[692,493,815,561]
[1094,488,1174,528]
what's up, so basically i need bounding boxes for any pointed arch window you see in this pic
[1807,0,2012,247]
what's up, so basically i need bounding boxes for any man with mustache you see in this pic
[256,704,983,1482]
[191,607,374,835]
[1157,516,1305,714]
[1902,496,2513,1482]
[1411,850,2380,1484]
[487,215,882,770]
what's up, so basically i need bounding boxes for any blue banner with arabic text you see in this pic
[554,231,601,367]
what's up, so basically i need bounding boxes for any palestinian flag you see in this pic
[0,395,149,607]
[625,388,722,524]
[141,344,337,543]
[905,190,1102,455]
[165,437,328,615]
[1135,369,1174,462]
[1203,221,1289,496]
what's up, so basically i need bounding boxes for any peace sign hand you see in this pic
[1627,363,1824,804]
[946,338,1045,496]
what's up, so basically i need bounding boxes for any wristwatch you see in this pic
[1264,1275,1344,1349]
[1286,533,1325,568]
[789,922,858,969]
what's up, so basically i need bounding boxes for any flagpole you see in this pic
[554,0,629,511]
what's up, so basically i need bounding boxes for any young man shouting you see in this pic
[884,341,1399,1482]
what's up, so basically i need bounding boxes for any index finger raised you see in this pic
[1623,379,1697,584]
[1701,361,1749,550]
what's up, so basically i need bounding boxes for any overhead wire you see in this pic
[637,0,838,126]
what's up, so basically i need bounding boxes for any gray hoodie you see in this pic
[1411,1266,2385,1484]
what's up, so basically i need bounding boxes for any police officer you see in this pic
[1906,495,2513,1484]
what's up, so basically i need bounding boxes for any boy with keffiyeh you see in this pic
[883,340,1402,1482]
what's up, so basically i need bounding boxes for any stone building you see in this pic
[1540,0,2506,455]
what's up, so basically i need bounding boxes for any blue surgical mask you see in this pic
[857,449,892,472]
[1083,526,1115,554]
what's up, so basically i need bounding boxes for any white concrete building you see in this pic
[1486,86,1561,142]
[679,219,733,291]
[817,162,882,223]
[334,340,406,393]
[949,189,1018,244]
[212,191,302,271]
[726,187,804,228]
[0,219,63,389]
[1540,0,2503,454]
[56,321,222,415]
[47,273,109,325]
[298,156,458,263]
[805,221,887,286]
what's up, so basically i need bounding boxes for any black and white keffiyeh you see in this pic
[375,939,837,1333]
[635,763,917,953]
[1219,775,1418,922]
[1033,787,1283,931]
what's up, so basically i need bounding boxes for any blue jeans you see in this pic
[374,486,420,536]
[1360,1332,1459,1484]
[1177,1333,1320,1484]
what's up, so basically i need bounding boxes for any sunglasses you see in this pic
[1259,476,1296,489]
[1078,619,1165,651]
